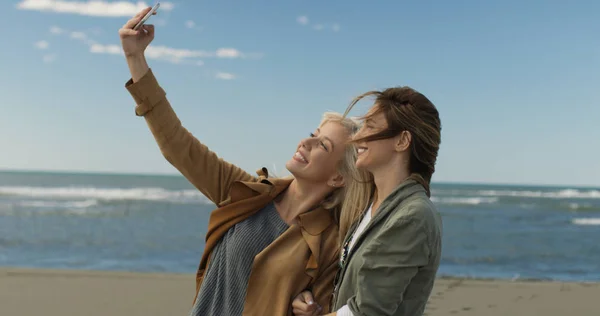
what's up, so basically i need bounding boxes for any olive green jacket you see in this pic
[332,179,443,316]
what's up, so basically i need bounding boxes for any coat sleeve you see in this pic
[311,253,339,313]
[125,69,256,205]
[346,215,430,316]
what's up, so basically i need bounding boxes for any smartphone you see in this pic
[133,2,160,31]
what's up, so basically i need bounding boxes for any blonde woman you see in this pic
[118,7,370,316]
[292,87,443,316]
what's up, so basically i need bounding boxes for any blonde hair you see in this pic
[319,112,374,246]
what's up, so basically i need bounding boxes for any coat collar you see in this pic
[232,168,334,235]
[202,168,335,277]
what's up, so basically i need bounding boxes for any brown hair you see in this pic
[344,86,442,196]
[336,87,441,242]
[340,87,442,241]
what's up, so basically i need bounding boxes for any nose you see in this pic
[299,136,314,150]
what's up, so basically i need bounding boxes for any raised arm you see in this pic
[119,8,255,205]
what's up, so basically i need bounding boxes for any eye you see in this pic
[310,132,329,151]
[320,141,328,151]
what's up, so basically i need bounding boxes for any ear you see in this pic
[328,173,346,188]
[395,131,411,152]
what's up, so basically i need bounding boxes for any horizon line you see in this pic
[1,168,598,189]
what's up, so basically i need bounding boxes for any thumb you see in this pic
[142,24,155,39]
[143,24,154,34]
[302,291,315,305]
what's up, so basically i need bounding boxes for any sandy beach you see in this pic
[1,268,598,316]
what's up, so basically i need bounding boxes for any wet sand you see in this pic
[1,268,598,316]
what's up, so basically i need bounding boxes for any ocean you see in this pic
[1,171,599,281]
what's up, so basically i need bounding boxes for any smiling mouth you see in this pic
[293,151,308,163]
[357,147,368,155]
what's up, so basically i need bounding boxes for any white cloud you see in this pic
[145,45,209,59]
[87,43,249,65]
[184,20,202,31]
[16,0,174,17]
[49,26,64,34]
[215,48,243,58]
[89,43,121,55]
[43,54,57,63]
[215,72,236,80]
[46,25,254,72]
[34,40,49,49]
[297,15,341,32]
[68,30,97,45]
[297,15,309,25]
[70,31,87,40]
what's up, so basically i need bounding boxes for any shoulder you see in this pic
[386,194,441,237]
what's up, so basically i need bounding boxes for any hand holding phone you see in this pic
[133,2,160,31]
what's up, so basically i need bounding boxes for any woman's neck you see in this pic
[371,163,410,213]
[274,179,333,224]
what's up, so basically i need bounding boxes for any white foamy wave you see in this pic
[572,218,600,226]
[0,186,208,204]
[476,189,600,199]
[431,197,499,205]
[19,199,98,208]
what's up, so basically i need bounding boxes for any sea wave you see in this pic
[0,186,208,204]
[477,189,600,199]
[431,196,499,206]
[18,199,99,208]
[572,217,600,226]
[433,188,600,199]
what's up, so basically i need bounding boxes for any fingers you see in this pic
[135,7,151,19]
[302,291,320,312]
[292,308,313,316]
[292,305,319,316]
[291,291,321,316]
[302,291,315,305]
[292,307,321,316]
[118,28,140,37]
[291,298,307,310]
[123,6,152,29]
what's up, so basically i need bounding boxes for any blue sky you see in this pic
[1,0,599,187]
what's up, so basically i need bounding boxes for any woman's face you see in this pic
[353,110,398,171]
[285,121,349,185]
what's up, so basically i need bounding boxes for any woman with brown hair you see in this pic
[118,7,371,316]
[292,86,443,316]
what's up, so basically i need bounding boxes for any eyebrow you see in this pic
[316,128,335,150]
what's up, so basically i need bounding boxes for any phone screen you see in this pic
[133,3,160,30]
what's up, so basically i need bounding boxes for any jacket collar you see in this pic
[341,179,424,244]
[337,179,426,282]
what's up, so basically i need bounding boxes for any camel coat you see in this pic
[124,69,340,316]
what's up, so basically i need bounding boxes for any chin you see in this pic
[355,158,367,169]
[285,160,299,175]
